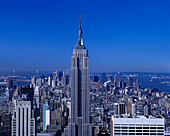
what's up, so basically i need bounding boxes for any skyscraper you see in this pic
[144,105,149,116]
[136,79,140,89]
[114,72,121,87]
[128,77,133,88]
[68,15,92,136]
[7,79,13,88]
[43,103,50,131]
[48,75,52,86]
[114,103,126,115]
[100,73,106,83]
[31,76,36,88]
[93,76,99,82]
[34,86,40,109]
[12,100,36,136]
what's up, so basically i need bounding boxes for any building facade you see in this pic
[12,101,36,136]
[43,103,50,131]
[68,15,92,136]
[114,103,126,115]
[111,115,164,136]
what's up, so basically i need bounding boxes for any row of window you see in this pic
[114,124,163,126]
[114,133,164,135]
[114,127,164,129]
[114,130,164,132]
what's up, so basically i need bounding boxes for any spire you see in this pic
[80,13,82,30]
[76,13,86,49]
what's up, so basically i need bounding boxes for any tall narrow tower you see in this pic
[68,15,92,136]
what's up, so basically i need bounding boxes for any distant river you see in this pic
[124,76,170,93]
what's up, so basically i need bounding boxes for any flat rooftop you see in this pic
[112,115,164,119]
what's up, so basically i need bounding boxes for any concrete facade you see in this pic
[68,15,92,136]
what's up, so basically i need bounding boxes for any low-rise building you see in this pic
[111,115,164,136]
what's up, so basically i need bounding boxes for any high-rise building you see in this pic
[128,77,133,88]
[43,103,50,131]
[68,15,92,136]
[144,105,149,116]
[45,110,51,130]
[52,79,57,88]
[114,103,126,115]
[58,71,63,81]
[12,100,36,136]
[108,75,112,81]
[48,75,52,86]
[0,111,11,136]
[31,76,36,88]
[34,86,40,109]
[53,70,58,80]
[7,79,13,88]
[20,88,34,102]
[64,69,70,77]
[93,76,99,82]
[136,79,140,89]
[100,73,106,83]
[114,103,119,115]
[131,103,136,116]
[63,75,69,86]
[114,72,121,87]
[37,78,42,87]
[111,115,164,136]
[119,103,126,115]
[127,101,136,115]
[40,75,45,84]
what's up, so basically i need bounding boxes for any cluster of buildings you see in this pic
[0,17,169,136]
[90,72,170,135]
[0,70,70,136]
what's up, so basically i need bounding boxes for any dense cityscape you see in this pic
[0,17,170,136]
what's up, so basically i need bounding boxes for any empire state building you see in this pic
[68,15,92,136]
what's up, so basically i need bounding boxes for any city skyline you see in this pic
[0,0,170,72]
[0,1,170,136]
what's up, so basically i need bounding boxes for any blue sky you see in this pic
[0,0,170,72]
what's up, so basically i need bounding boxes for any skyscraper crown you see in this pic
[75,14,86,49]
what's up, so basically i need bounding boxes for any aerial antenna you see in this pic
[80,13,82,29]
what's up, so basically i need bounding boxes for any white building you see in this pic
[34,86,40,108]
[43,104,51,131]
[37,78,42,86]
[111,115,164,136]
[52,79,57,88]
[48,75,52,86]
[31,76,36,88]
[45,109,51,130]
[12,101,36,136]
[144,105,149,116]
[131,103,136,116]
